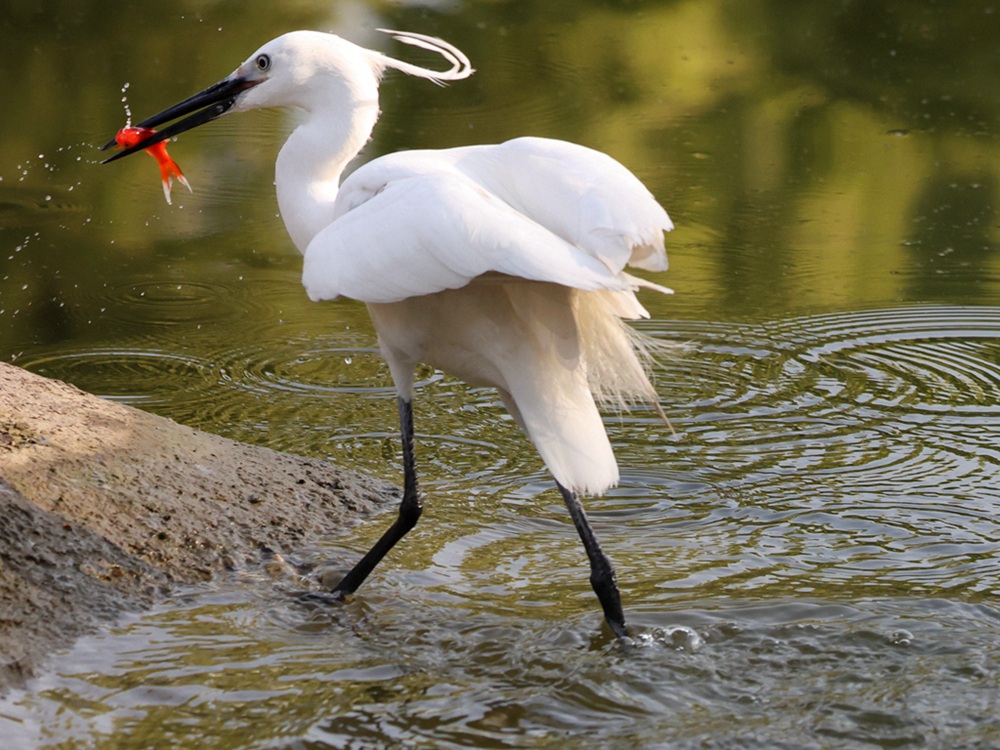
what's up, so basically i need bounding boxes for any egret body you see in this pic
[103,30,674,638]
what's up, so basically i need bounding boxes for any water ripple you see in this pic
[622,305,1000,599]
[17,346,214,406]
[655,305,1000,465]
[6,306,1000,750]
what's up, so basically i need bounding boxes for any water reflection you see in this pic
[3,0,1000,747]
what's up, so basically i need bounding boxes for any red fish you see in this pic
[115,126,192,205]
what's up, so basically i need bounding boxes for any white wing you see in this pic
[461,137,672,272]
[302,137,672,304]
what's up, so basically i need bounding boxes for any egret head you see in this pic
[229,31,385,113]
[101,29,472,163]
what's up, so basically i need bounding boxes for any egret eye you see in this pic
[256,54,271,72]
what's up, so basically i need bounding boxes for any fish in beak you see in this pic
[101,74,263,163]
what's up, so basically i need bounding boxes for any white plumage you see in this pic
[246,31,675,495]
[106,28,674,637]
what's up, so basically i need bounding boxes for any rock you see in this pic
[0,362,397,690]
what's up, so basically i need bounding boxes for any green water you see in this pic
[2,1,1000,747]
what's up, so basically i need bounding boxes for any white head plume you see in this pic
[375,29,475,86]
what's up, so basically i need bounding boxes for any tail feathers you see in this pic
[499,284,677,493]
[499,385,619,497]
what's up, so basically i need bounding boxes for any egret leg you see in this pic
[331,397,422,597]
[557,483,629,639]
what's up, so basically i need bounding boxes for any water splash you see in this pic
[121,81,132,127]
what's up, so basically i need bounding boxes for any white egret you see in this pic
[103,29,674,638]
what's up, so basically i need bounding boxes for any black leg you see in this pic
[331,396,422,598]
[557,482,629,639]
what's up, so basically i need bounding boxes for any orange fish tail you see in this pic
[149,143,192,204]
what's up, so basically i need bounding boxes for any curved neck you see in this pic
[275,98,380,252]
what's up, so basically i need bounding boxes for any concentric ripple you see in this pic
[785,306,1000,414]
[17,347,216,407]
[107,279,225,326]
[651,304,1000,451]
[86,277,280,331]
[622,305,1000,599]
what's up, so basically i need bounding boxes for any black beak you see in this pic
[101,75,261,163]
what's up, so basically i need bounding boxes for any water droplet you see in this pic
[888,629,914,647]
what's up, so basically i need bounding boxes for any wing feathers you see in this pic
[303,174,630,303]
[303,137,672,304]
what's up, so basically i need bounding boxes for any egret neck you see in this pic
[275,93,380,253]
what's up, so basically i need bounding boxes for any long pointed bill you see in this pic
[101,74,261,163]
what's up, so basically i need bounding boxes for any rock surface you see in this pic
[0,362,396,690]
